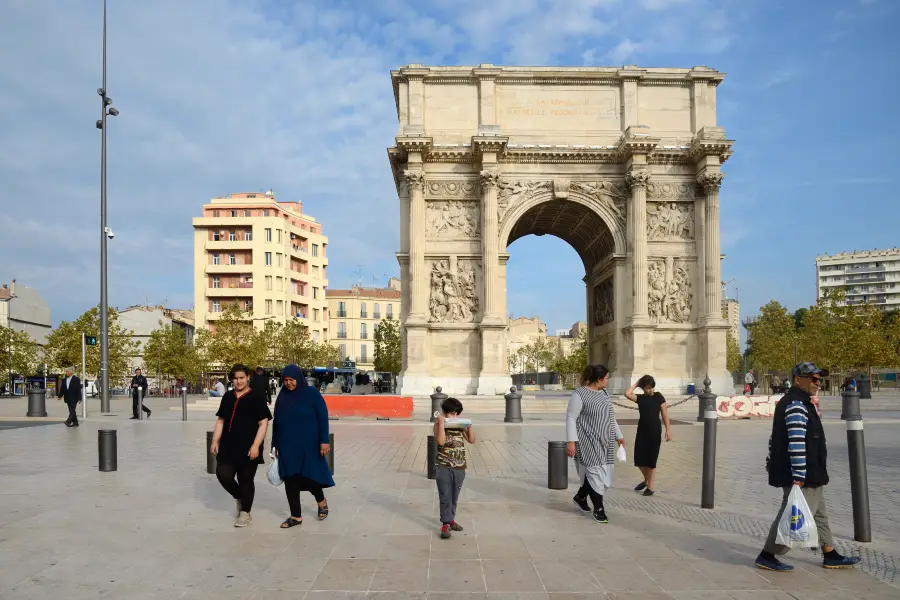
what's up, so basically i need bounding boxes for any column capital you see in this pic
[403,170,427,192]
[697,171,725,192]
[479,169,501,190]
[625,169,652,190]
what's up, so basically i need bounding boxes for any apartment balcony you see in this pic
[360,312,368,319]
[373,313,381,319]
[207,286,254,297]
[205,263,253,274]
[336,332,348,339]
[336,311,347,318]
[206,239,254,250]
[355,356,372,365]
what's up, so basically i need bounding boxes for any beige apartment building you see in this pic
[721,297,740,342]
[192,191,330,340]
[326,281,401,369]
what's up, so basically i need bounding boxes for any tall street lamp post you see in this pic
[96,0,119,413]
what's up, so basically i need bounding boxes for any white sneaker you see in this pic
[235,511,252,527]
[235,499,242,518]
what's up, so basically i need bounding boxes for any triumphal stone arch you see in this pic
[387,65,734,396]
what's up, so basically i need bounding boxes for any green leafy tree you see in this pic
[0,326,40,384]
[142,321,203,385]
[744,301,797,373]
[276,319,314,366]
[43,306,138,381]
[550,330,588,376]
[208,302,268,368]
[725,330,741,373]
[373,317,402,375]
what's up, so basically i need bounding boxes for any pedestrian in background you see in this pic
[272,364,334,528]
[745,369,756,395]
[130,368,150,419]
[210,364,272,527]
[251,366,272,405]
[58,367,82,427]
[624,375,671,496]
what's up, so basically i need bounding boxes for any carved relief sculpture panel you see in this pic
[426,201,481,238]
[497,180,552,224]
[569,181,627,230]
[647,202,694,241]
[648,258,693,324]
[426,180,480,198]
[429,259,480,323]
[593,278,614,326]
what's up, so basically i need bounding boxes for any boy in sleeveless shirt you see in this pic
[434,397,476,539]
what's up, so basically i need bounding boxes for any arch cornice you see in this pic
[498,186,627,257]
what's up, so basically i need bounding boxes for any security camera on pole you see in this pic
[95,0,119,415]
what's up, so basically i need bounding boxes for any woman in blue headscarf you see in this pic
[272,364,335,528]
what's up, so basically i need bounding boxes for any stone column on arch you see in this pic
[697,170,725,321]
[479,169,502,325]
[404,169,428,324]
[626,168,652,322]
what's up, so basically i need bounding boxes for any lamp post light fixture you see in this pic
[96,0,119,414]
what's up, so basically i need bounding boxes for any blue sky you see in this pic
[1,0,897,342]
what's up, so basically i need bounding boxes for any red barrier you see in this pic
[323,395,413,419]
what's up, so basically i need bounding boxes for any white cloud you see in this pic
[607,39,642,64]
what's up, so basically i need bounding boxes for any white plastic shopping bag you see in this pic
[616,444,627,462]
[775,484,819,548]
[266,455,283,487]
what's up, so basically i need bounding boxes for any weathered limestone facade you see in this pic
[388,65,734,396]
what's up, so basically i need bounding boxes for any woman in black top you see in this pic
[624,375,671,496]
[210,364,272,527]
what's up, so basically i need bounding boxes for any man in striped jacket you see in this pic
[755,363,860,572]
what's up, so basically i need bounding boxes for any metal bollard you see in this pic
[206,431,216,474]
[26,389,48,417]
[504,386,523,423]
[181,387,188,421]
[548,441,568,490]
[326,432,335,474]
[98,429,117,472]
[137,387,144,421]
[430,387,448,423]
[700,376,718,509]
[842,389,872,542]
[697,376,717,422]
[426,435,437,479]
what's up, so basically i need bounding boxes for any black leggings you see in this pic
[216,462,259,513]
[575,478,604,510]
[284,475,326,518]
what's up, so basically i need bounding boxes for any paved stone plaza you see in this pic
[1,397,899,598]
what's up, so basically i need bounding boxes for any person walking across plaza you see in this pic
[754,363,860,572]
[272,364,334,528]
[209,364,272,527]
[434,397,475,539]
[624,375,671,496]
[251,366,273,405]
[130,368,151,419]
[745,369,756,395]
[567,364,625,523]
[57,367,82,427]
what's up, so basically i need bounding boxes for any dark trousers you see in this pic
[65,400,79,425]
[284,475,326,518]
[216,462,259,513]
[132,392,150,418]
[575,478,604,510]
[435,465,466,524]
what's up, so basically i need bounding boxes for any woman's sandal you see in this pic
[280,517,303,529]
[317,503,329,521]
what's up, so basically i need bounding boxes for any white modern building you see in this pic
[0,280,52,345]
[816,248,900,311]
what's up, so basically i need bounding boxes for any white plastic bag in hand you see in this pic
[775,484,819,548]
[616,444,627,462]
[266,456,283,487]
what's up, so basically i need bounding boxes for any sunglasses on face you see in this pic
[805,376,822,384]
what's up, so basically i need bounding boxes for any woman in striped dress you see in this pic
[566,364,625,523]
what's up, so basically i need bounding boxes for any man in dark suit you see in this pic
[57,367,82,427]
[130,368,151,419]
[251,366,272,405]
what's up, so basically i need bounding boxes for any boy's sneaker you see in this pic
[573,495,591,512]
[754,552,793,572]
[440,524,451,539]
[234,511,252,528]
[592,508,609,523]
[449,521,463,531]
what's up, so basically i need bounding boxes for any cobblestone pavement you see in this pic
[0,409,898,598]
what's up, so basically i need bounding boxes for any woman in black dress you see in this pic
[209,363,272,527]
[624,375,671,496]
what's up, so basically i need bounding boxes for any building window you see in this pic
[244,210,251,217]
[265,228,272,242]
[277,300,283,315]
[276,277,283,291]
[212,301,221,313]
[360,302,367,318]
[230,210,237,217]
[213,231,222,241]
[265,252,272,266]
[277,229,282,243]
[338,322,347,338]
[313,308,319,321]
[266,300,272,314]
[213,210,220,217]
[262,209,269,217]
[212,276,221,289]
[339,344,347,359]
[373,303,380,319]
[212,253,220,265]
[360,323,367,339]
[387,304,393,318]
[244,300,253,312]
[313,331,320,341]
[245,230,252,241]
[313,287,318,300]
[277,253,283,267]
[229,253,237,265]
[312,244,318,257]
[265,276,272,291]
[337,302,347,318]
[229,231,236,241]
[360,344,367,363]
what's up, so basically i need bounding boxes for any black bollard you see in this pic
[504,386,523,423]
[547,441,568,490]
[700,376,718,509]
[842,389,872,542]
[181,387,188,422]
[697,376,717,422]
[426,434,437,479]
[206,431,216,474]
[98,429,117,472]
[26,389,48,417]
[326,432,335,474]
[430,387,448,423]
